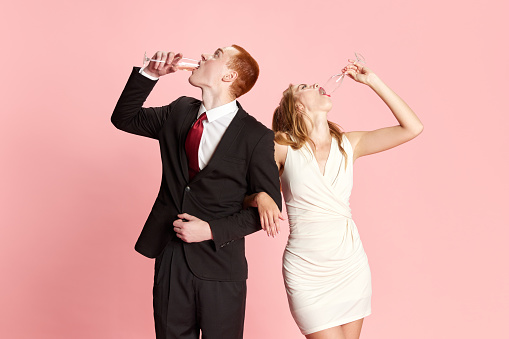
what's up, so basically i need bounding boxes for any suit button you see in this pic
[185,186,191,192]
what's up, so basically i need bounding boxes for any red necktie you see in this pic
[185,112,207,180]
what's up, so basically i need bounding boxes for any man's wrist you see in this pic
[206,222,213,240]
[139,67,159,80]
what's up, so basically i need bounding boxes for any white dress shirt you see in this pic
[139,68,238,170]
[195,101,238,169]
[140,67,160,81]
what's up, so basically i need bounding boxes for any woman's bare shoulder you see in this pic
[274,133,290,172]
[344,131,364,149]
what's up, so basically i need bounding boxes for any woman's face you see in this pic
[292,83,332,114]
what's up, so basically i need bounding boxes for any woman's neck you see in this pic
[305,110,331,144]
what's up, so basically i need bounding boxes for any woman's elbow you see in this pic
[413,123,424,137]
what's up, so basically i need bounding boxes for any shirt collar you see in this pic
[198,99,238,122]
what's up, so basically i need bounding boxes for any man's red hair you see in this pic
[228,45,260,98]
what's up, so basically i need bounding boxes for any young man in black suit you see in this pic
[111,45,282,339]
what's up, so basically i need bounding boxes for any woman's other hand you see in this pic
[256,192,284,237]
[244,192,284,237]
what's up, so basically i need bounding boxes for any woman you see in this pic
[244,59,423,339]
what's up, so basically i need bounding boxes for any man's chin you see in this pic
[188,76,198,87]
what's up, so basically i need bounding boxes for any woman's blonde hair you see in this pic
[272,84,348,167]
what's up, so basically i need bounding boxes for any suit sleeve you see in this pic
[111,67,178,139]
[208,129,282,250]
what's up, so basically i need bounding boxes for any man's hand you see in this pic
[144,51,182,78]
[173,213,213,243]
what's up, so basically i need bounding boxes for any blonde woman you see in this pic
[245,59,423,339]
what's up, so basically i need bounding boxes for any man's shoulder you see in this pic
[240,110,273,137]
[172,96,201,108]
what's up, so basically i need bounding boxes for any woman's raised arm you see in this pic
[343,60,423,161]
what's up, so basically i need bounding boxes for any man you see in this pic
[111,45,282,339]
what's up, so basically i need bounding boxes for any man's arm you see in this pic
[111,51,183,138]
[172,129,282,249]
[208,129,282,249]
[111,67,169,138]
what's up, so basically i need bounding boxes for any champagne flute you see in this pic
[322,52,366,96]
[143,52,200,71]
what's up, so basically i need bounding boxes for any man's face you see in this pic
[189,46,238,89]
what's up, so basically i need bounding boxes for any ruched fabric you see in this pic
[281,136,371,335]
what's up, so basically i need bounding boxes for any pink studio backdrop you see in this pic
[1,0,508,338]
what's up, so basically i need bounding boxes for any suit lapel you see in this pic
[190,104,247,183]
[179,101,201,182]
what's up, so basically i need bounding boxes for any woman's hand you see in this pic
[343,59,377,86]
[256,192,284,237]
[343,58,423,161]
[243,192,284,237]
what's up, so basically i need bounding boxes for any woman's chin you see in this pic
[322,100,333,112]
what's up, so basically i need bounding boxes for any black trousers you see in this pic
[153,239,247,339]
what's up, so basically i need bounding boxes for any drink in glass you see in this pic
[322,53,366,96]
[143,52,200,71]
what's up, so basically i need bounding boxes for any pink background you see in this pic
[1,0,508,338]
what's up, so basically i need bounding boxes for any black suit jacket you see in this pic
[111,68,282,281]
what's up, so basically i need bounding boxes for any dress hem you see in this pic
[300,310,372,336]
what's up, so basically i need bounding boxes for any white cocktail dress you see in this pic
[280,135,372,335]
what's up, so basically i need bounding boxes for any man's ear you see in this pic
[222,70,238,83]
